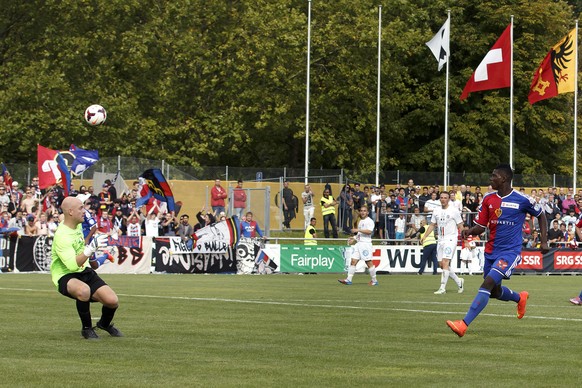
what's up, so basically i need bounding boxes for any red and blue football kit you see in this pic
[474,189,542,280]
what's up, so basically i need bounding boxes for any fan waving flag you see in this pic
[460,25,512,100]
[69,144,99,175]
[56,152,71,197]
[528,29,576,104]
[135,169,175,212]
[426,16,450,71]
[1,164,13,188]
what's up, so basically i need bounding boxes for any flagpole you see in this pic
[443,9,450,191]
[509,15,514,169]
[375,5,382,187]
[574,20,579,193]
[304,0,312,185]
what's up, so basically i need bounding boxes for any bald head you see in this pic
[61,196,84,228]
[61,196,81,214]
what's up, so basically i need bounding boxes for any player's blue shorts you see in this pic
[483,250,521,284]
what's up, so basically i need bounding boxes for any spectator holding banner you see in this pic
[240,211,264,238]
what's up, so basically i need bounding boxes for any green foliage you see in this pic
[0,0,578,177]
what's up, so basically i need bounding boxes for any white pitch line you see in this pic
[3,287,582,322]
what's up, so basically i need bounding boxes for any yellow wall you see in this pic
[90,180,344,231]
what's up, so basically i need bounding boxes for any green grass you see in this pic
[1,273,581,387]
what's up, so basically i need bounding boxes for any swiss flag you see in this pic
[460,25,511,100]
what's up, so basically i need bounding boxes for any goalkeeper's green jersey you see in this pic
[50,223,88,288]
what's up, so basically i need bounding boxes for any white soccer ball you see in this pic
[84,104,107,126]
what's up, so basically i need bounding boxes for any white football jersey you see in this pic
[431,205,462,241]
[356,217,375,243]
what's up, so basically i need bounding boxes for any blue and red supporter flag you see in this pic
[135,169,175,212]
[1,163,13,188]
[56,152,71,197]
[69,144,99,175]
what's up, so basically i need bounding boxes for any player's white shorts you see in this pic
[351,242,373,261]
[437,240,457,261]
[460,247,476,262]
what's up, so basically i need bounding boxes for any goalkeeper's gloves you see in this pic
[89,252,114,267]
[83,234,108,257]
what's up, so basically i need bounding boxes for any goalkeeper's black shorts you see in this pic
[57,267,108,301]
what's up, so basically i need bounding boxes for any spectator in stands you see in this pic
[210,179,227,217]
[112,207,127,235]
[395,188,407,213]
[144,212,160,237]
[423,191,440,223]
[97,210,113,234]
[0,185,10,214]
[562,193,576,214]
[462,193,478,225]
[240,211,264,238]
[351,183,365,228]
[194,206,215,232]
[178,214,194,249]
[301,184,315,230]
[375,193,389,240]
[9,210,25,233]
[559,222,568,243]
[24,214,38,236]
[304,217,317,245]
[407,188,419,212]
[30,177,41,200]
[35,212,49,236]
[369,186,381,225]
[563,206,577,227]
[408,206,425,230]
[47,213,59,237]
[320,187,338,239]
[160,213,177,236]
[339,184,353,234]
[232,179,247,220]
[404,179,415,196]
[545,194,561,226]
[281,180,295,229]
[8,190,20,217]
[419,186,431,213]
[395,213,406,243]
[105,179,117,201]
[126,211,142,237]
[98,184,113,216]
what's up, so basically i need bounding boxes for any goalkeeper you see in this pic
[50,196,123,340]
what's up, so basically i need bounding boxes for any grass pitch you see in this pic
[1,273,581,387]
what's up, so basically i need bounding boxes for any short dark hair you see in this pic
[495,164,514,180]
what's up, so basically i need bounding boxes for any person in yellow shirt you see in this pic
[320,188,338,238]
[304,217,317,245]
[50,196,123,340]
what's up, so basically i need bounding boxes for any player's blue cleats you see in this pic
[338,279,352,285]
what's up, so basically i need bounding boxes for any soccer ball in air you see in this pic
[84,104,107,126]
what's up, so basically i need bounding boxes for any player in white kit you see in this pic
[420,191,464,294]
[338,206,378,286]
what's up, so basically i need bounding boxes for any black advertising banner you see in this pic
[153,237,237,273]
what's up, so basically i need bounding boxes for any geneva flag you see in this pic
[460,25,511,100]
[528,29,576,104]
